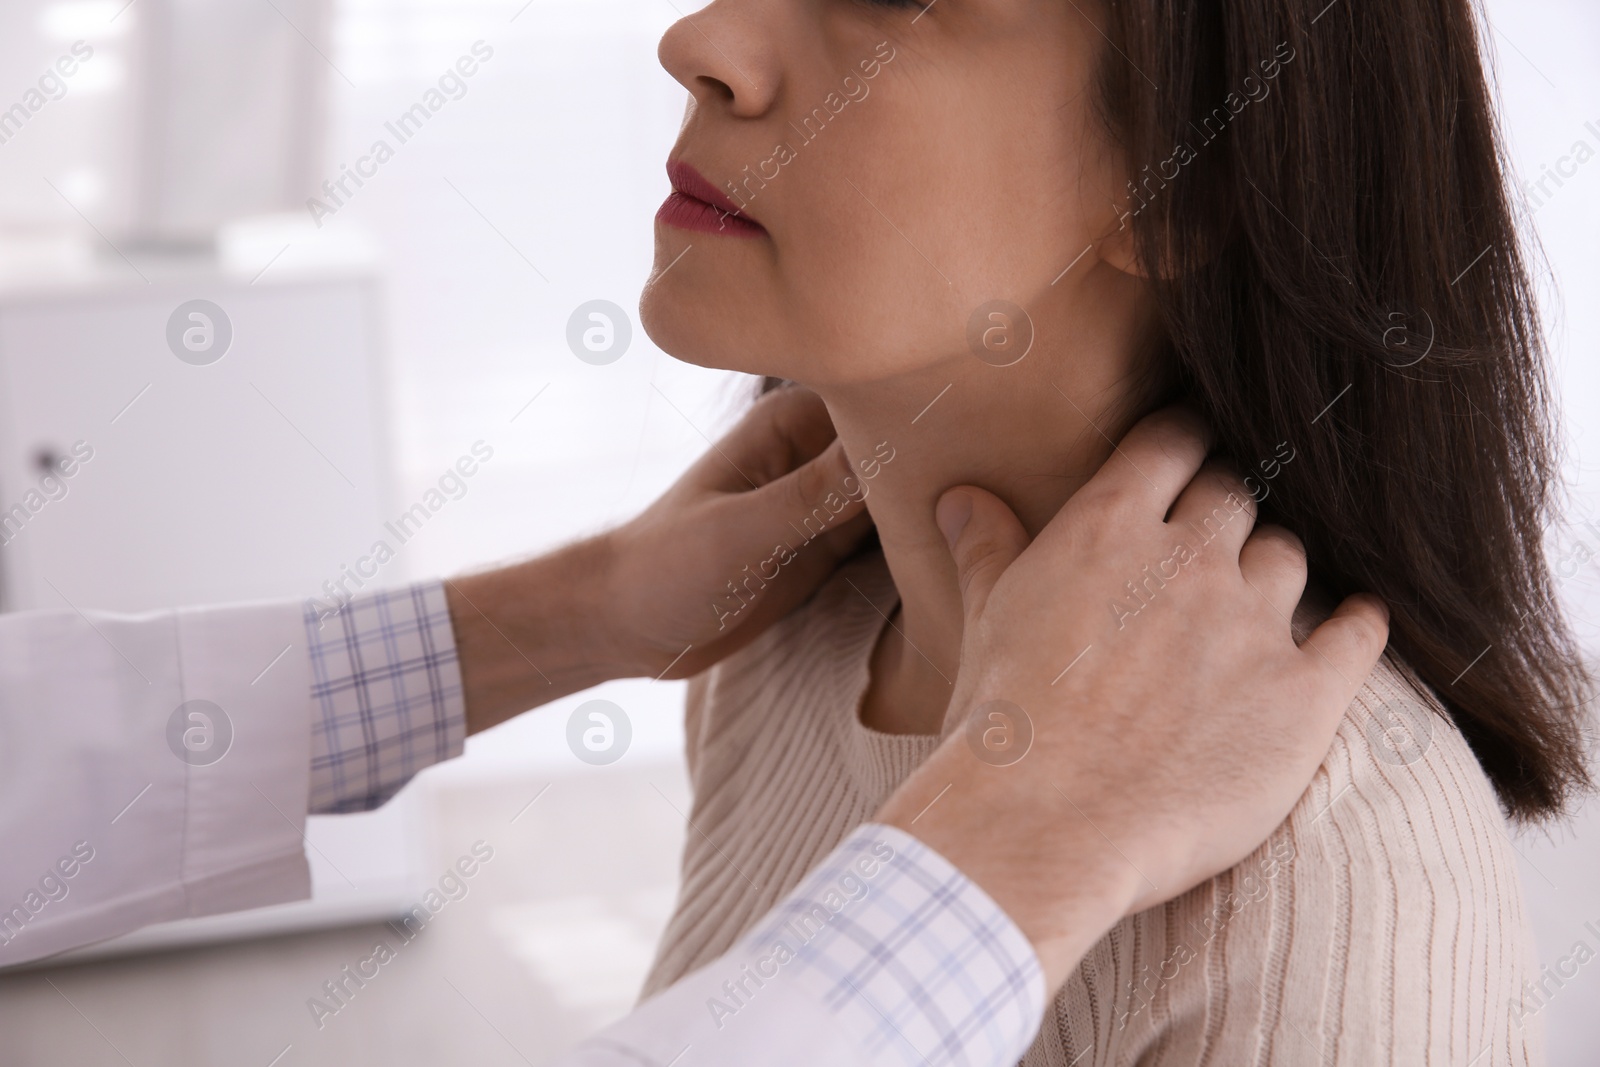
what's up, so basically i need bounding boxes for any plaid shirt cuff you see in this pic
[742,823,1047,1067]
[304,581,466,813]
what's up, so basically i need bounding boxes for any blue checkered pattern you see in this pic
[744,824,1046,1067]
[304,581,466,814]
[301,589,1044,1067]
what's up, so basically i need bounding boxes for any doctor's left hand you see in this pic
[448,385,872,734]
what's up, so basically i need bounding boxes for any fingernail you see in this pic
[936,491,973,548]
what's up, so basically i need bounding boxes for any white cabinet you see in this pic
[0,269,392,612]
[0,264,434,962]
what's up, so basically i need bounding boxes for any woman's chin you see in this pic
[639,288,774,376]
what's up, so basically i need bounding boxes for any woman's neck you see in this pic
[815,279,1159,735]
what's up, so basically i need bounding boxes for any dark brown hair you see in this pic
[1092,0,1591,819]
[763,1,1588,818]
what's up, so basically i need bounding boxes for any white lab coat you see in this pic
[0,601,311,966]
[0,603,995,1066]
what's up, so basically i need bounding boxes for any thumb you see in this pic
[936,487,1029,623]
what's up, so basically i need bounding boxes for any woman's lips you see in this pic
[658,160,767,238]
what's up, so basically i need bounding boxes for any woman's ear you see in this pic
[1095,199,1150,279]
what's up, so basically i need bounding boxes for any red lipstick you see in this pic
[658,160,767,238]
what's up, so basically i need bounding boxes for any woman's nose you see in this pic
[657,0,782,119]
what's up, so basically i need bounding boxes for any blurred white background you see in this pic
[0,0,1593,1064]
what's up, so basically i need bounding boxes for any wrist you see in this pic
[876,743,1142,991]
[449,536,630,734]
[586,525,668,678]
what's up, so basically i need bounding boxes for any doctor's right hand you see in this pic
[875,406,1390,993]
[449,385,872,735]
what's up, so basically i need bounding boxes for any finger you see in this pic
[694,386,837,493]
[687,506,876,674]
[746,436,868,533]
[776,508,875,603]
[697,436,865,621]
[1237,525,1308,621]
[810,499,876,563]
[1077,405,1212,517]
[938,487,1029,624]
[1167,460,1258,559]
[1298,594,1391,697]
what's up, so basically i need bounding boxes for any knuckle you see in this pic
[1255,530,1307,577]
[1205,466,1252,510]
[1349,613,1387,654]
[1082,510,1141,564]
[1115,408,1202,477]
[955,539,1005,599]
[957,532,1006,574]
[1256,523,1305,555]
[786,461,821,511]
[1142,424,1209,481]
[1160,422,1210,468]
[1086,480,1146,528]
[1138,404,1208,451]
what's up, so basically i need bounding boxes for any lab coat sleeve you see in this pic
[0,598,313,966]
[557,824,1047,1067]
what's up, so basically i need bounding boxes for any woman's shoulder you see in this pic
[1043,652,1544,1066]
[1280,651,1538,966]
[1301,650,1515,877]
[1273,591,1518,877]
[1250,653,1540,1057]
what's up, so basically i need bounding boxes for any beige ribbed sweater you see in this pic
[642,551,1544,1065]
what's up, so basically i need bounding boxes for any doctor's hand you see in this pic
[875,406,1391,993]
[601,385,875,677]
[448,385,872,734]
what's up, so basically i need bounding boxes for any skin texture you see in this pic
[648,0,1165,738]
[448,387,871,735]
[446,398,1389,996]
[877,409,1390,989]
[644,0,1392,993]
